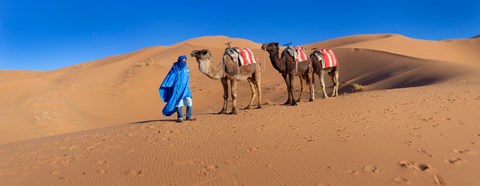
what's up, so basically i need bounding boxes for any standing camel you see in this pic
[190,47,262,114]
[310,48,340,98]
[261,42,314,106]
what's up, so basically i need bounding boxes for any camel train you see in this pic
[190,42,339,114]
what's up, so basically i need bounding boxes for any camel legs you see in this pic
[244,77,257,110]
[255,74,262,109]
[320,70,329,99]
[251,69,262,109]
[307,71,314,102]
[288,74,297,106]
[312,71,316,92]
[230,79,238,114]
[219,78,228,114]
[297,75,304,103]
[282,73,292,105]
[330,68,340,97]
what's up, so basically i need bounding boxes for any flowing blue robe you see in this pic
[158,62,192,116]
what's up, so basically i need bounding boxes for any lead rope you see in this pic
[295,55,298,75]
[221,56,226,78]
[237,56,241,80]
[261,49,266,72]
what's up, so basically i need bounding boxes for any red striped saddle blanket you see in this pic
[235,48,257,66]
[225,47,257,66]
[321,49,338,68]
[284,46,309,62]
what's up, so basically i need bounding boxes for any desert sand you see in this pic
[0,34,479,185]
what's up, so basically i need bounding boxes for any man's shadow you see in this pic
[129,112,216,125]
[129,119,177,124]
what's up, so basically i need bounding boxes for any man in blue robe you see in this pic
[159,55,194,122]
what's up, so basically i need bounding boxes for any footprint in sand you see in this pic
[336,127,347,132]
[126,169,143,176]
[410,132,422,139]
[398,160,430,171]
[363,165,381,174]
[304,136,316,142]
[265,163,273,168]
[51,155,76,166]
[346,170,360,176]
[392,176,410,184]
[338,134,352,141]
[398,160,446,185]
[98,169,108,174]
[403,140,413,147]
[412,126,422,131]
[199,165,218,176]
[418,148,434,157]
[95,160,109,166]
[452,149,478,155]
[434,174,446,186]
[289,125,299,130]
[245,146,261,153]
[290,144,305,151]
[444,157,467,165]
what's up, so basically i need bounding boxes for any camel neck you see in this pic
[268,50,285,72]
[198,58,224,80]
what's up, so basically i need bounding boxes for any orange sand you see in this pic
[1,34,479,185]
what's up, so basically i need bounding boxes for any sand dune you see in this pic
[328,34,480,66]
[1,34,480,185]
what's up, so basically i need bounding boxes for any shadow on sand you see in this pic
[129,112,219,125]
[129,119,177,124]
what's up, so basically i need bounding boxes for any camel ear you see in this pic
[261,44,266,50]
[190,50,198,57]
[273,42,279,46]
[201,49,209,55]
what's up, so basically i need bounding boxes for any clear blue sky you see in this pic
[1,0,479,70]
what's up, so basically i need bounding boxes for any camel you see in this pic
[310,48,339,98]
[190,47,262,114]
[261,42,314,106]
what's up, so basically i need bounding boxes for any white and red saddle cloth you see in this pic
[225,47,257,66]
[313,49,338,68]
[284,46,309,63]
[235,48,257,66]
[320,49,338,68]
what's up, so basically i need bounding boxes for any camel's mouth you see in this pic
[197,58,209,64]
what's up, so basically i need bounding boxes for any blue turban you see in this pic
[177,55,187,68]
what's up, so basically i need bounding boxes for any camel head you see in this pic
[261,42,279,54]
[190,49,212,64]
[190,49,222,79]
